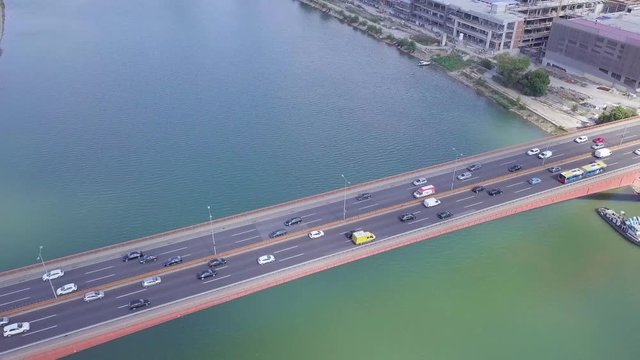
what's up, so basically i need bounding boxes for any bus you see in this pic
[582,160,607,176]
[558,161,607,184]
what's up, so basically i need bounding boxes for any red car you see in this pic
[593,137,605,144]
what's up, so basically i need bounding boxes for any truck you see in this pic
[351,231,376,245]
[594,148,612,158]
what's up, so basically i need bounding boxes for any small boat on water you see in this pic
[418,60,431,66]
[596,207,640,246]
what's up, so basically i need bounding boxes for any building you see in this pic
[543,12,640,90]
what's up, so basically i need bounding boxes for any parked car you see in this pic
[456,172,472,181]
[56,283,78,296]
[42,269,64,281]
[528,177,542,185]
[129,298,150,310]
[547,166,562,173]
[593,137,605,144]
[197,269,217,280]
[355,193,372,201]
[399,213,416,222]
[208,258,227,267]
[139,255,158,264]
[538,150,552,159]
[269,229,288,239]
[122,251,144,262]
[308,230,325,239]
[508,164,523,172]
[437,211,453,219]
[467,163,482,172]
[574,136,588,143]
[526,148,540,156]
[591,143,605,150]
[3,322,30,337]
[83,291,105,302]
[284,216,303,226]
[412,177,428,186]
[164,256,183,267]
[488,188,503,196]
[257,255,276,265]
[471,186,486,193]
[142,276,161,288]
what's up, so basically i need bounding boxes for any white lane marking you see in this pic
[464,201,484,209]
[279,253,305,262]
[0,287,30,298]
[625,134,638,139]
[157,246,188,256]
[181,253,192,258]
[305,218,323,224]
[514,187,532,194]
[231,229,255,236]
[84,266,114,275]
[413,210,422,214]
[274,246,298,254]
[506,182,524,188]
[85,274,116,284]
[500,160,516,165]
[608,162,619,166]
[202,275,231,284]
[301,212,316,217]
[408,217,430,224]
[30,314,57,323]
[358,203,379,210]
[0,297,30,307]
[116,289,146,299]
[117,304,130,309]
[235,235,260,244]
[550,153,565,158]
[214,266,228,270]
[456,196,475,202]
[23,325,57,337]
[459,176,478,182]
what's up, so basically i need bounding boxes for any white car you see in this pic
[0,317,9,327]
[42,269,64,281]
[538,150,553,159]
[83,290,105,302]
[634,149,640,156]
[412,177,428,186]
[526,148,540,156]
[257,255,275,265]
[56,283,78,296]
[591,143,605,150]
[3,322,30,337]
[574,136,588,143]
[142,276,162,288]
[308,230,325,239]
[456,172,472,181]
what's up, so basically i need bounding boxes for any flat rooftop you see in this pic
[569,12,640,42]
[440,0,524,23]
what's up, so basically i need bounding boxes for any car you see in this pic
[308,230,325,239]
[257,255,276,265]
[83,290,105,302]
[56,283,78,296]
[574,136,588,143]
[3,322,30,337]
[208,258,227,267]
[197,269,217,280]
[142,276,161,288]
[467,163,482,172]
[591,143,605,150]
[42,269,64,281]
[412,177,428,186]
[593,137,605,144]
[0,317,9,327]
[634,149,640,156]
[528,177,542,185]
[122,251,144,262]
[355,193,372,201]
[488,188,503,196]
[547,166,562,173]
[508,164,522,172]
[437,211,453,219]
[139,255,158,264]
[471,186,486,193]
[538,150,552,159]
[284,217,303,226]
[345,230,358,239]
[164,256,183,267]
[269,229,288,238]
[399,213,416,222]
[456,172,472,181]
[129,298,150,310]
[526,148,540,156]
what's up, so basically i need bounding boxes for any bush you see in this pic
[495,53,530,87]
[479,58,494,70]
[432,53,471,71]
[518,69,550,96]
[598,106,638,123]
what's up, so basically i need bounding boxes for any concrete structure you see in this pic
[543,13,640,91]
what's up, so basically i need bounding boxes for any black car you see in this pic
[399,213,416,222]
[345,230,358,239]
[269,229,288,239]
[122,251,144,262]
[197,269,217,280]
[139,255,158,264]
[547,166,562,173]
[467,163,482,172]
[208,258,227,267]
[471,186,486,193]
[355,193,372,201]
[487,188,503,196]
[437,211,453,219]
[163,256,183,267]
[129,298,150,310]
[284,217,303,226]
[508,164,523,172]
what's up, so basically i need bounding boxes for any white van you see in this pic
[594,148,612,158]
[413,185,436,198]
[423,197,441,208]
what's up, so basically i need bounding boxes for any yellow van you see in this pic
[351,231,376,245]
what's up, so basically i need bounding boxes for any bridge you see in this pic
[2,117,640,358]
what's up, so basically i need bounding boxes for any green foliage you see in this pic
[432,53,471,71]
[359,20,368,27]
[366,24,383,35]
[348,15,360,24]
[518,69,550,96]
[337,10,346,18]
[385,34,397,43]
[479,58,494,70]
[598,106,638,123]
[396,38,417,53]
[495,53,530,87]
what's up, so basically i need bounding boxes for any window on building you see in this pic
[611,72,622,81]
[598,68,609,74]
[624,77,637,87]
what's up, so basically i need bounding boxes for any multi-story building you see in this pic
[543,12,640,90]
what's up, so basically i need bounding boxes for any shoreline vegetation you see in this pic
[296,0,568,135]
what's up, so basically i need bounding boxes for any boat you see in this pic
[596,207,640,246]
[418,60,431,66]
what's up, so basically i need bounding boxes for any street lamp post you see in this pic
[340,174,350,221]
[542,143,551,165]
[451,148,463,191]
[207,205,216,256]
[37,246,57,299]
[620,123,629,146]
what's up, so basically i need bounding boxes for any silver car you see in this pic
[0,317,9,327]
[456,172,472,181]
[142,276,162,288]
[83,291,105,302]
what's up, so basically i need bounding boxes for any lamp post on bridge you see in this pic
[620,123,629,146]
[207,205,217,256]
[340,174,350,221]
[37,246,57,299]
[451,147,464,191]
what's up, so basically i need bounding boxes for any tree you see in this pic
[494,53,530,87]
[479,58,494,70]
[518,69,550,96]
[598,106,638,123]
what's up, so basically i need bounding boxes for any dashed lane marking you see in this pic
[231,229,256,236]
[157,246,188,256]
[274,246,298,254]
[305,218,324,224]
[0,297,30,307]
[358,203,379,210]
[506,182,524,188]
[202,275,231,284]
[30,314,57,323]
[514,187,532,194]
[23,325,57,337]
[0,288,30,298]
[85,274,116,284]
[279,253,305,262]
[116,289,146,299]
[235,235,260,243]
[456,196,475,202]
[407,217,430,224]
[499,160,516,165]
[84,266,115,275]
[464,202,484,209]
